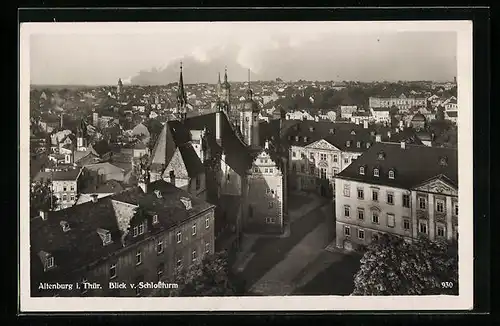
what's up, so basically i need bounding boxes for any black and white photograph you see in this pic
[19,20,473,311]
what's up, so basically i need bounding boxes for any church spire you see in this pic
[224,66,228,83]
[246,68,253,100]
[176,61,188,119]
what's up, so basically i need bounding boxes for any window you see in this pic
[195,176,201,190]
[344,157,349,164]
[373,168,379,177]
[177,257,182,268]
[109,263,117,279]
[310,153,314,159]
[346,141,351,147]
[358,229,365,240]
[138,222,145,235]
[254,167,259,173]
[266,217,275,224]
[344,225,350,236]
[269,168,274,174]
[366,143,371,148]
[344,205,350,218]
[419,222,427,234]
[176,231,182,243]
[357,188,364,199]
[70,186,74,191]
[136,250,142,265]
[372,211,379,224]
[157,263,164,281]
[436,200,444,213]
[292,151,296,157]
[46,256,54,269]
[356,141,361,148]
[333,155,338,163]
[104,232,112,245]
[62,195,67,201]
[157,239,164,254]
[358,209,365,220]
[152,214,159,224]
[333,168,338,175]
[268,201,274,208]
[320,168,327,179]
[403,218,410,230]
[359,166,365,175]
[437,225,445,237]
[192,224,197,236]
[70,195,75,201]
[192,250,197,262]
[320,153,327,161]
[295,136,299,142]
[454,204,458,216]
[264,168,268,173]
[387,213,395,227]
[205,242,210,253]
[388,170,395,179]
[419,197,426,209]
[372,233,379,241]
[387,192,394,205]
[205,217,210,229]
[402,194,410,208]
[132,226,139,237]
[63,186,67,191]
[372,190,378,201]
[343,184,350,197]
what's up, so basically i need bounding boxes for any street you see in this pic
[233,191,361,296]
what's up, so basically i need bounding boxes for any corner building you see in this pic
[334,142,458,251]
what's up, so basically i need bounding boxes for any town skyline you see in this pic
[29,22,457,86]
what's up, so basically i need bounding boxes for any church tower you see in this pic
[220,67,231,108]
[117,78,123,97]
[239,69,260,148]
[175,62,188,121]
[76,119,88,151]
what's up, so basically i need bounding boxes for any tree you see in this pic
[161,251,241,297]
[30,181,58,216]
[352,234,458,296]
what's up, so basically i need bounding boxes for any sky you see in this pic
[27,22,458,85]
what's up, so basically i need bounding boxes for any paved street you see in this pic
[232,191,362,296]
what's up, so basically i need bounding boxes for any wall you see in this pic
[52,180,78,209]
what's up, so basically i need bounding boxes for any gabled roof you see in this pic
[30,180,214,284]
[336,142,458,189]
[90,140,112,157]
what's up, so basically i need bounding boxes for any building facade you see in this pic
[31,180,216,297]
[334,142,458,251]
[369,94,426,111]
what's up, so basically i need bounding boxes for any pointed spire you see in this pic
[246,69,253,100]
[176,61,187,115]
[224,66,228,83]
[218,72,221,84]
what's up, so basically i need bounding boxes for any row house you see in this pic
[334,142,458,251]
[30,179,216,297]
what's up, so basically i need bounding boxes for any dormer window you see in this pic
[377,152,385,160]
[329,128,334,134]
[152,214,159,224]
[388,170,395,179]
[295,136,299,142]
[351,130,356,135]
[46,256,54,269]
[359,166,365,175]
[366,142,371,148]
[180,197,192,210]
[97,228,113,246]
[309,127,314,132]
[356,141,361,148]
[439,156,448,166]
[304,137,308,143]
[374,168,379,177]
[346,141,351,147]
[153,189,162,199]
[60,220,70,232]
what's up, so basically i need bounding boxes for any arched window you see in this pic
[359,166,365,175]
[373,168,379,177]
[388,170,395,179]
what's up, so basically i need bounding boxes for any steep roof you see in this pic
[30,180,214,285]
[336,142,458,189]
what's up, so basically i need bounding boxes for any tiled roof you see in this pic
[34,168,82,182]
[83,162,125,175]
[30,180,214,283]
[336,142,458,189]
[90,140,112,157]
[80,179,126,194]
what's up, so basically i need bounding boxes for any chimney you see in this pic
[401,141,406,149]
[264,140,269,150]
[91,194,98,203]
[375,134,382,142]
[39,210,48,221]
[169,170,176,187]
[215,110,222,146]
[314,116,319,122]
[363,120,368,129]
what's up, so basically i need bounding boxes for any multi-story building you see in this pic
[370,107,391,124]
[369,94,426,111]
[334,142,458,251]
[31,179,216,297]
[33,168,83,210]
[285,120,376,197]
